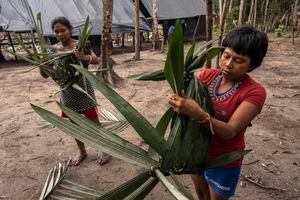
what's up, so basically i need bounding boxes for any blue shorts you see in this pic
[203,167,241,198]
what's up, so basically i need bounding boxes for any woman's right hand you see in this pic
[168,92,206,120]
[74,49,91,63]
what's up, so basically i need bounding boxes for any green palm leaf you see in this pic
[57,103,137,154]
[206,47,224,62]
[128,69,165,81]
[36,20,252,200]
[77,16,92,50]
[96,171,151,200]
[154,169,189,200]
[31,104,159,168]
[6,49,39,65]
[161,114,183,171]
[193,39,217,58]
[148,107,174,160]
[164,20,184,94]
[205,150,252,169]
[72,64,167,157]
[124,178,159,200]
[185,42,196,68]
[36,12,49,60]
[12,32,38,62]
[169,171,195,200]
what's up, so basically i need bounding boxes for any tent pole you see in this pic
[140,32,143,49]
[122,33,125,47]
[132,33,135,48]
[7,32,17,60]
[193,15,201,41]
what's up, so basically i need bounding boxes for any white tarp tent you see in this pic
[0,15,9,30]
[141,0,206,20]
[0,0,151,35]
[0,0,35,32]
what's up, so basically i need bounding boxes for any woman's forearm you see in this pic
[210,118,237,140]
[194,109,237,140]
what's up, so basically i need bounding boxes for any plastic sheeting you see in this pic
[28,0,151,35]
[0,15,9,30]
[141,0,206,20]
[0,0,151,34]
[0,0,35,32]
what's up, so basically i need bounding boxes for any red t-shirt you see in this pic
[197,69,266,167]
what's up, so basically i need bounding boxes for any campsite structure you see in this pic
[140,0,207,41]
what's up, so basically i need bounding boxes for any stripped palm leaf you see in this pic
[35,20,250,200]
[169,171,195,200]
[38,108,129,134]
[154,169,189,200]
[39,161,103,200]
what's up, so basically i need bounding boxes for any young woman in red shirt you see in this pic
[168,25,268,200]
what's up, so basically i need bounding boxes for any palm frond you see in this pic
[128,69,165,81]
[99,108,130,134]
[39,161,102,200]
[169,171,195,200]
[12,32,38,62]
[36,20,251,200]
[164,20,184,95]
[193,39,217,58]
[154,169,189,200]
[77,16,92,50]
[184,42,196,68]
[36,12,49,60]
[31,104,160,168]
[148,107,174,161]
[96,172,151,200]
[123,178,159,200]
[38,121,59,133]
[205,150,252,169]
[72,64,167,157]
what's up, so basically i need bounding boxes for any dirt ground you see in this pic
[0,35,299,200]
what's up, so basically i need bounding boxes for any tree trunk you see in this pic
[238,0,244,26]
[219,0,223,19]
[98,0,121,84]
[248,0,255,24]
[263,0,269,31]
[293,0,299,27]
[225,0,233,31]
[253,0,257,26]
[98,0,113,80]
[216,0,229,67]
[152,0,160,51]
[134,0,140,60]
[292,0,299,44]
[218,0,230,46]
[228,0,234,12]
[206,0,213,68]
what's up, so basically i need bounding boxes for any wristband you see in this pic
[86,55,92,64]
[199,112,214,135]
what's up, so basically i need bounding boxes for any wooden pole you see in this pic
[134,0,140,60]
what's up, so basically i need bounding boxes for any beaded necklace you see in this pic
[208,73,242,101]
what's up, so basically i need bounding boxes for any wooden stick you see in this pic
[240,174,286,191]
[243,159,260,165]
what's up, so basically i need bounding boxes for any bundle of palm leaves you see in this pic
[33,21,250,200]
[7,13,92,88]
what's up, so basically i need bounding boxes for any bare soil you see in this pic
[0,35,299,200]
